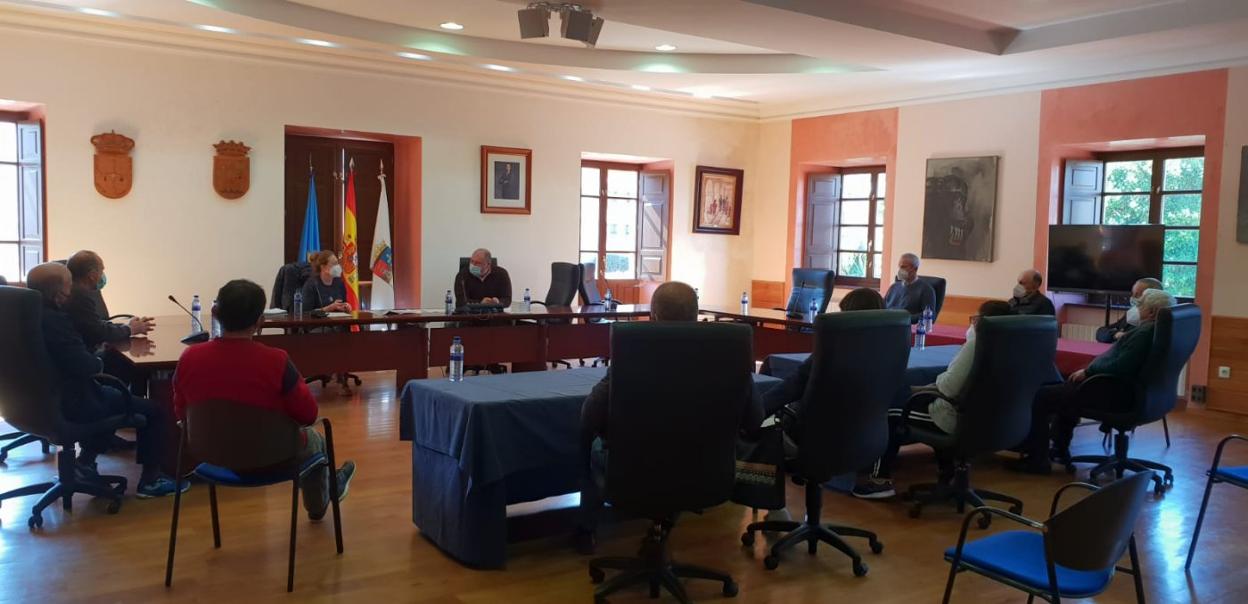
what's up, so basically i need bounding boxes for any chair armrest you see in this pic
[107,314,135,321]
[1049,481,1099,517]
[1210,434,1248,474]
[93,373,133,405]
[1075,374,1135,401]
[901,389,954,424]
[949,506,1046,566]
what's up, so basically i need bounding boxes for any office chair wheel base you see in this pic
[852,560,869,577]
[722,580,739,597]
[0,451,8,463]
[27,514,42,529]
[1163,472,1174,486]
[976,515,992,530]
[740,531,754,547]
[908,504,922,519]
[763,555,779,570]
[1064,464,1076,475]
[588,567,605,584]
[106,500,121,515]
[869,540,884,555]
[1152,480,1165,497]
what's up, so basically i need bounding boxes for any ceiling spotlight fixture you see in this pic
[0,99,17,105]
[440,22,464,31]
[296,38,336,47]
[194,24,236,34]
[631,84,651,91]
[483,64,515,72]
[561,75,585,82]
[78,7,119,17]
[655,44,677,52]
[397,51,431,60]
[517,3,603,47]
[692,91,714,99]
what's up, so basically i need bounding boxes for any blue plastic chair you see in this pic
[164,400,343,592]
[1185,434,1248,570]
[942,472,1151,603]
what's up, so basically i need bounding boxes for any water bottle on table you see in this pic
[210,299,222,339]
[449,336,465,382]
[190,295,202,333]
[604,288,613,308]
[444,289,454,315]
[522,288,532,312]
[293,290,304,319]
[915,318,927,350]
[806,297,818,324]
[740,291,750,314]
[922,306,934,333]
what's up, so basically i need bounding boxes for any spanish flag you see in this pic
[342,159,361,311]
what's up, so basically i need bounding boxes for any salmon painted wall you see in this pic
[1034,69,1229,388]
[787,109,899,291]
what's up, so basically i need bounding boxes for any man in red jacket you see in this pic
[172,279,355,520]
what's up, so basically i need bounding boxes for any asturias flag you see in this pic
[297,171,320,262]
[370,165,395,311]
[342,161,361,311]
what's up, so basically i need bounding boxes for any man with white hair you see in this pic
[1095,277,1163,343]
[1011,288,1178,474]
[883,252,936,324]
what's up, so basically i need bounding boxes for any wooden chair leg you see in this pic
[209,483,221,548]
[288,479,299,593]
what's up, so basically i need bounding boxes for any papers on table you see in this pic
[263,308,289,316]
[325,312,353,318]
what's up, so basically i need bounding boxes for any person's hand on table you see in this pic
[482,297,501,305]
[1069,369,1088,383]
[128,316,155,335]
[324,300,352,313]
[128,337,156,357]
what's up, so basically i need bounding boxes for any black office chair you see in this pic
[532,262,582,368]
[782,268,834,329]
[271,262,362,389]
[588,322,753,602]
[578,261,604,306]
[0,285,145,528]
[0,275,53,462]
[1064,304,1201,495]
[905,315,1058,523]
[942,472,1151,604]
[916,275,947,322]
[165,400,344,592]
[742,309,911,576]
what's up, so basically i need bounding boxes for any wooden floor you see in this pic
[2,372,1247,603]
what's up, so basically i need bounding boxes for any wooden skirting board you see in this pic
[1208,315,1248,415]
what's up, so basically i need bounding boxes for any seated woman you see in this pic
[302,250,352,314]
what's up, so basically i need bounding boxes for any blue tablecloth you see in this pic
[401,367,781,568]
[763,345,962,409]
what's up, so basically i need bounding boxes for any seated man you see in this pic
[26,262,182,498]
[1011,288,1177,474]
[1095,277,1163,343]
[173,279,356,520]
[1009,269,1055,316]
[454,248,512,307]
[575,281,763,551]
[853,300,1014,499]
[884,253,936,324]
[64,250,154,350]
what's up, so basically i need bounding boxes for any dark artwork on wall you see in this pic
[921,156,999,262]
[1239,146,1248,243]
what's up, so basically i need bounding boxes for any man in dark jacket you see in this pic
[26,262,182,498]
[883,253,936,324]
[1009,269,1055,316]
[1095,277,1163,343]
[1011,288,1177,474]
[64,250,154,350]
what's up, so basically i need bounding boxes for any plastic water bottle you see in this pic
[448,336,465,382]
[604,288,613,308]
[522,288,532,312]
[922,306,934,333]
[444,289,454,315]
[292,290,304,319]
[806,297,818,324]
[190,295,202,333]
[210,299,222,339]
[916,319,927,350]
[740,291,750,314]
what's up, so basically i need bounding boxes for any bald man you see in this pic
[453,248,512,308]
[1009,269,1055,316]
[65,250,154,350]
[574,281,763,552]
[26,263,184,498]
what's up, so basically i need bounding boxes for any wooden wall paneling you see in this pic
[1207,316,1248,415]
[751,280,786,310]
[935,294,992,326]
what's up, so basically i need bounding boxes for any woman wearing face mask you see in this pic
[1094,277,1163,343]
[302,250,352,314]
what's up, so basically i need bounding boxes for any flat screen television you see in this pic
[1047,225,1164,295]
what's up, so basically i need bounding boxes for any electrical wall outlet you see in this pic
[1218,366,1232,379]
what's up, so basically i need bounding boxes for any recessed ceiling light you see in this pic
[0,99,16,105]
[562,75,585,82]
[78,7,119,17]
[692,91,714,99]
[397,52,431,61]
[655,44,677,52]
[297,38,336,47]
[440,22,464,30]
[194,24,236,34]
[631,84,652,91]
[483,64,514,72]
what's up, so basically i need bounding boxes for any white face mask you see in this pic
[965,325,976,341]
[1129,296,1141,308]
[1013,284,1027,299]
[896,269,910,282]
[329,264,343,278]
[1125,306,1141,326]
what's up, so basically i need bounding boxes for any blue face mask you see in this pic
[469,264,483,278]
[97,273,108,290]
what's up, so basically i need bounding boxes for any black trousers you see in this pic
[1020,380,1132,459]
[76,387,166,469]
[873,392,953,480]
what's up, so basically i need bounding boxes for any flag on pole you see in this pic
[370,161,395,311]
[342,158,361,312]
[297,166,320,262]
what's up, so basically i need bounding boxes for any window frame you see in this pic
[580,160,642,281]
[832,166,886,288]
[0,115,44,284]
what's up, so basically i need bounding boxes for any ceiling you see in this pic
[3,0,1247,119]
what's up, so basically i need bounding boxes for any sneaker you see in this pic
[310,461,356,521]
[851,478,896,500]
[137,476,191,499]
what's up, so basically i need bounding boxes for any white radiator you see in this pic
[1061,323,1099,342]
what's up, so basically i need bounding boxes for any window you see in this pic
[1062,149,1202,298]
[0,119,43,283]
[580,163,639,279]
[804,167,886,286]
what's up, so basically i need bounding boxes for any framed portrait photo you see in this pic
[480,145,532,215]
[693,165,744,235]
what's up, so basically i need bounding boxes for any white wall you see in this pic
[2,29,757,316]
[750,120,792,282]
[1214,66,1248,317]
[893,92,1043,298]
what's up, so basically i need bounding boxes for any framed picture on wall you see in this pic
[921,156,999,262]
[693,165,744,235]
[480,145,532,215]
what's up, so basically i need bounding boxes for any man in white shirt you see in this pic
[852,299,1013,499]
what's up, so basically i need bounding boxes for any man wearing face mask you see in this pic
[65,250,154,351]
[454,247,512,308]
[26,262,184,498]
[1095,278,1162,343]
[1008,269,1055,316]
[883,252,936,324]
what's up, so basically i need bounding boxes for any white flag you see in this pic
[369,170,395,312]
